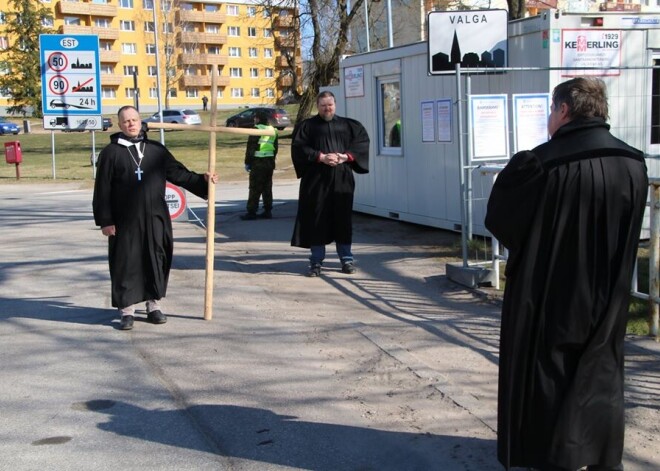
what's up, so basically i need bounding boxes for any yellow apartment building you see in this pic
[0,0,302,114]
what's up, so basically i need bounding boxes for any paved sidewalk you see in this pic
[0,180,658,471]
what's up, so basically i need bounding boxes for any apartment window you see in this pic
[99,41,112,51]
[263,8,271,18]
[651,56,660,145]
[120,20,135,31]
[119,0,133,7]
[226,5,239,16]
[123,65,138,76]
[247,27,257,37]
[0,13,5,25]
[160,0,171,11]
[180,2,193,10]
[95,18,110,28]
[280,30,290,37]
[205,4,218,12]
[251,88,260,97]
[216,89,223,98]
[163,23,174,33]
[229,67,242,77]
[247,6,256,16]
[279,9,290,16]
[182,24,195,33]
[148,66,157,76]
[149,87,158,98]
[42,18,54,27]
[146,44,156,54]
[0,37,9,50]
[64,17,80,25]
[231,88,244,98]
[265,68,274,78]
[101,64,114,74]
[143,0,153,9]
[265,88,274,98]
[122,43,137,54]
[102,87,116,98]
[264,29,272,38]
[168,88,177,98]
[184,45,196,54]
[125,88,136,98]
[165,46,174,55]
[249,47,258,58]
[144,22,155,32]
[184,66,196,75]
[208,46,220,55]
[250,68,258,78]
[229,47,241,57]
[228,26,240,37]
[206,24,219,33]
[264,48,273,58]
[186,88,199,98]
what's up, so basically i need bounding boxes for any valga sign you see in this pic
[561,29,622,76]
[427,9,508,75]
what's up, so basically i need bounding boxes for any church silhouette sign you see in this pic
[428,10,508,75]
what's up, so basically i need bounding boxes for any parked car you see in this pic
[0,117,20,135]
[102,117,112,131]
[142,109,202,126]
[225,107,291,130]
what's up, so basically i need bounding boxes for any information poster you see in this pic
[437,99,452,142]
[469,94,509,161]
[344,66,364,97]
[421,101,435,142]
[561,29,621,76]
[512,93,550,152]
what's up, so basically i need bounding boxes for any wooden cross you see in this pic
[146,67,275,321]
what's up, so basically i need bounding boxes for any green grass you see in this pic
[0,106,299,184]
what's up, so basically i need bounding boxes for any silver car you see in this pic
[142,109,202,126]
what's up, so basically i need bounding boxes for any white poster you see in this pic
[421,101,435,142]
[343,66,364,97]
[437,99,452,142]
[428,10,508,75]
[512,93,550,152]
[469,94,509,161]
[561,29,621,76]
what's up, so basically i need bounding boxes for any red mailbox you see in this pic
[5,141,22,164]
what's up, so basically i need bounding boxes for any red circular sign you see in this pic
[165,183,186,220]
[48,75,69,95]
[47,52,68,72]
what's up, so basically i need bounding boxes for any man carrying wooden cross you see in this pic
[93,105,219,331]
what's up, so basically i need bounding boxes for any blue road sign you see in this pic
[40,35,102,130]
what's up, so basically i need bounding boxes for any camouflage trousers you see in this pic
[246,157,275,213]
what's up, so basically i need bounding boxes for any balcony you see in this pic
[179,32,227,45]
[278,75,293,87]
[179,53,228,66]
[176,10,226,24]
[100,49,121,63]
[276,55,302,68]
[180,75,230,87]
[100,74,123,86]
[58,1,118,17]
[275,36,296,49]
[59,25,120,40]
[274,16,294,28]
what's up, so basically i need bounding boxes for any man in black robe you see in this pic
[485,77,648,470]
[291,91,369,277]
[93,106,218,330]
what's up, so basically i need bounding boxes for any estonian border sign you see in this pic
[428,10,508,75]
[39,34,102,131]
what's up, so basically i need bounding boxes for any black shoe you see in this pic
[147,310,167,324]
[257,210,272,219]
[341,262,356,274]
[119,315,134,330]
[307,263,322,277]
[240,212,257,220]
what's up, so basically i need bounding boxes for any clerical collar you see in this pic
[116,131,145,147]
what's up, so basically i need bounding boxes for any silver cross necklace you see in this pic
[127,142,145,181]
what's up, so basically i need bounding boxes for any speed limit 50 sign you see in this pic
[39,35,102,130]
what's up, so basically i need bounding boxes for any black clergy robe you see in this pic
[485,118,648,470]
[93,132,208,309]
[290,114,369,248]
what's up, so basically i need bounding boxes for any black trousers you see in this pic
[246,157,275,213]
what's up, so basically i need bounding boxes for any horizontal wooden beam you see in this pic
[146,122,275,136]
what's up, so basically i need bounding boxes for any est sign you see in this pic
[40,34,102,130]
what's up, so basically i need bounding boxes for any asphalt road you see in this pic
[0,180,658,471]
